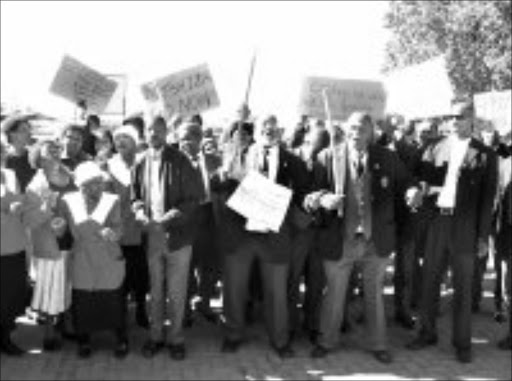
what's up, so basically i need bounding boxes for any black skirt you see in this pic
[0,252,28,332]
[72,287,126,335]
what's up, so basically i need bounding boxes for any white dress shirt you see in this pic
[437,136,471,209]
[148,147,164,220]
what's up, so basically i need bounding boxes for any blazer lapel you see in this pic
[462,138,479,169]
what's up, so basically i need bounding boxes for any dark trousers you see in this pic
[288,228,325,334]
[0,252,27,335]
[223,239,290,348]
[188,203,220,312]
[418,215,475,350]
[122,245,149,307]
[393,232,416,317]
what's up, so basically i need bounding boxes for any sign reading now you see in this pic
[153,63,220,118]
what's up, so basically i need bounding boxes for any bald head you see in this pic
[345,112,374,152]
[178,122,203,158]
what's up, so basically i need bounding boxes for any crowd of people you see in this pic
[0,100,510,365]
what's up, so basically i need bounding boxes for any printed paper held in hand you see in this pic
[227,171,293,233]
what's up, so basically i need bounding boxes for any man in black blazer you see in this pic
[308,112,422,364]
[131,116,203,360]
[406,101,498,363]
[220,115,309,359]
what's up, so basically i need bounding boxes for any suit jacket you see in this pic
[312,143,417,260]
[212,143,309,263]
[419,137,497,253]
[131,145,203,252]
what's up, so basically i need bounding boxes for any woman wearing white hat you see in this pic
[57,161,128,359]
[105,125,149,329]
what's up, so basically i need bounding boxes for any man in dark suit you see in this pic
[178,120,223,324]
[220,114,308,359]
[131,116,203,360]
[406,101,497,363]
[308,112,422,364]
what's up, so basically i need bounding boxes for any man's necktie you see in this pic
[357,153,364,178]
[261,147,270,176]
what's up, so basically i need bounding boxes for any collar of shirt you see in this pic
[148,147,163,161]
[348,148,368,169]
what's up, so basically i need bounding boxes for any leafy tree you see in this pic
[383,0,512,97]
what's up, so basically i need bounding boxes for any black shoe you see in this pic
[406,335,438,350]
[197,306,218,324]
[494,311,507,324]
[77,343,92,359]
[310,344,329,359]
[141,340,164,358]
[43,337,62,352]
[274,344,295,359]
[340,319,352,333]
[308,330,320,345]
[136,308,149,329]
[114,341,129,359]
[221,338,242,353]
[1,337,25,356]
[371,350,393,364]
[498,335,511,350]
[456,348,472,363]
[395,313,416,330]
[169,343,186,361]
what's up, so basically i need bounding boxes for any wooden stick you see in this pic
[244,51,257,105]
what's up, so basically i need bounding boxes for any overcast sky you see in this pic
[1,1,391,126]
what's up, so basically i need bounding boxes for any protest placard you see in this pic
[299,77,386,121]
[49,55,118,114]
[153,63,220,118]
[227,170,293,233]
[474,90,512,135]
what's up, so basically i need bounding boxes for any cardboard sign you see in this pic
[227,171,293,233]
[384,56,454,119]
[49,55,118,114]
[474,90,512,135]
[300,77,386,121]
[154,64,220,118]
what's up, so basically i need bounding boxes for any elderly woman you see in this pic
[24,140,75,351]
[106,125,149,329]
[0,135,28,356]
[58,161,127,359]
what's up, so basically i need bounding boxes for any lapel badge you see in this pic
[381,176,389,189]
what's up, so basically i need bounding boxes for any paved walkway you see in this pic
[1,272,511,380]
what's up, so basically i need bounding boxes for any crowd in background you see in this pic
[0,101,510,365]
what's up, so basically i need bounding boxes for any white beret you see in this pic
[113,125,139,146]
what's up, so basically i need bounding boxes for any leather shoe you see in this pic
[77,343,92,359]
[395,313,416,330]
[1,338,25,356]
[43,338,62,352]
[169,343,186,361]
[114,341,129,359]
[497,335,511,350]
[141,340,164,358]
[456,348,472,363]
[406,335,438,350]
[372,350,393,364]
[274,344,295,359]
[310,344,329,359]
[221,338,242,353]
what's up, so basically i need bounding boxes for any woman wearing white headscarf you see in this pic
[57,161,127,359]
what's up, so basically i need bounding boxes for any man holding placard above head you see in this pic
[406,101,497,364]
[308,111,422,364]
[221,114,308,359]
